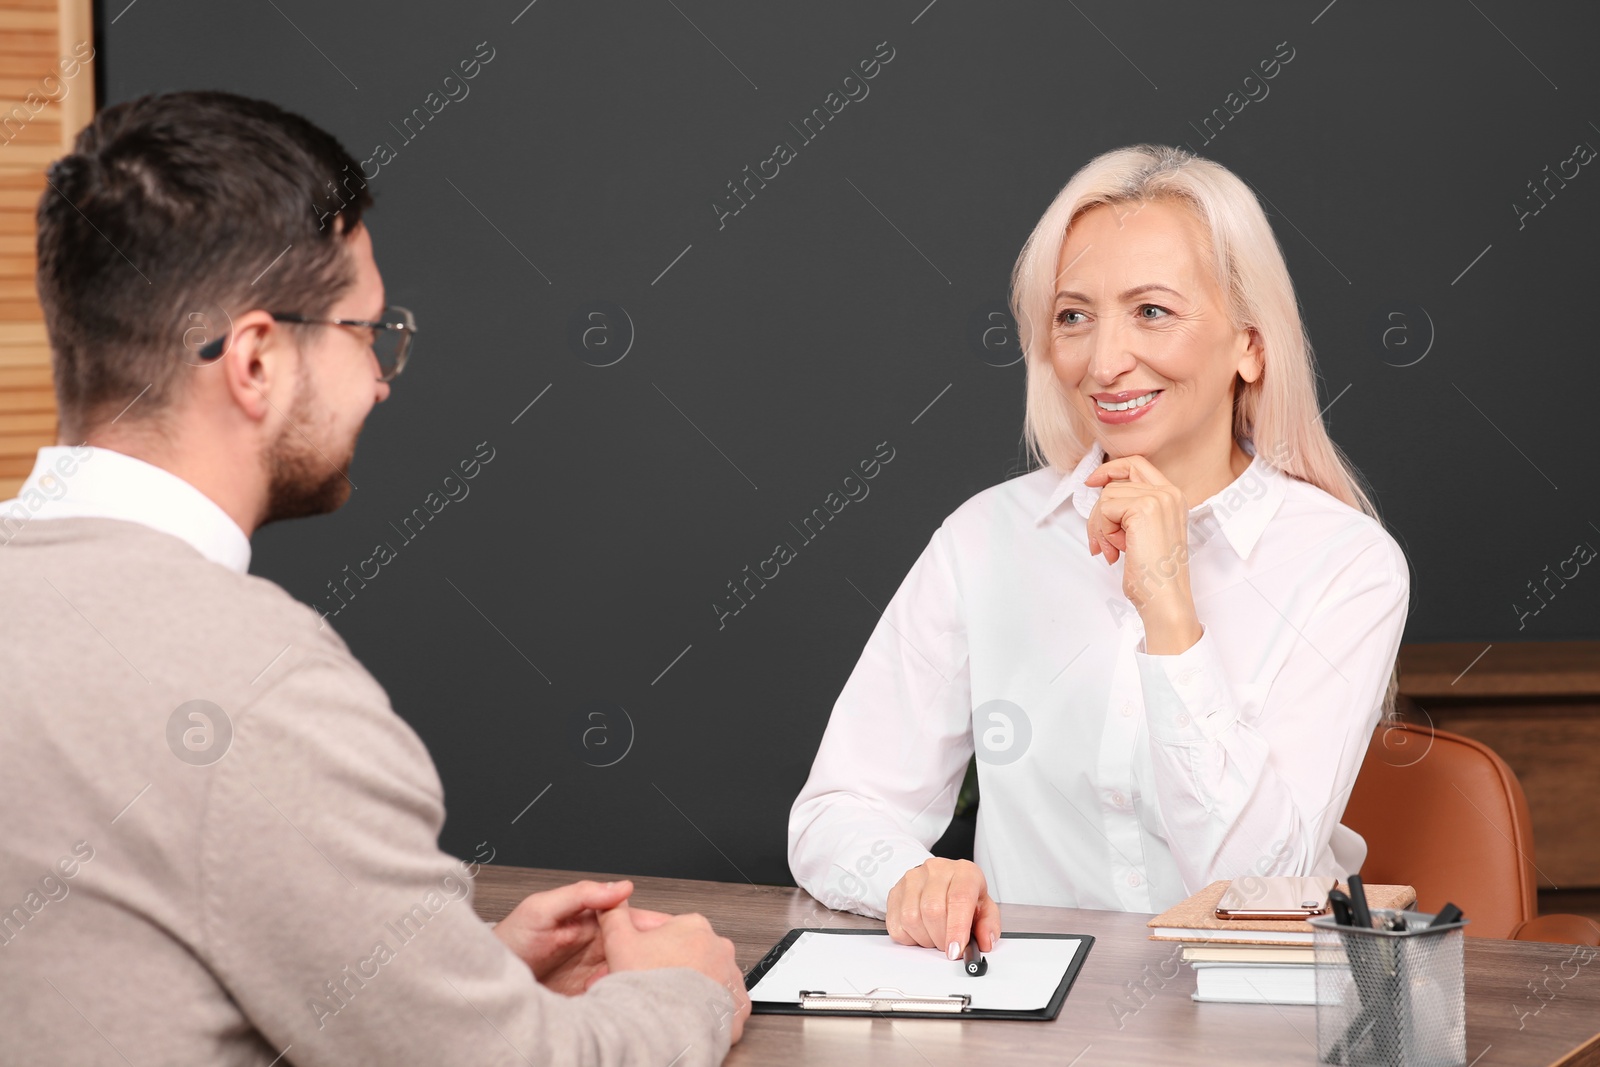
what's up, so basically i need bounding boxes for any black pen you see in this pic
[1328,887,1354,926]
[1428,902,1463,929]
[962,939,987,977]
[1346,873,1373,929]
[1331,877,1395,1064]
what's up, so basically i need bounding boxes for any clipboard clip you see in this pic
[798,988,972,1013]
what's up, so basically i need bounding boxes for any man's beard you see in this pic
[262,372,357,525]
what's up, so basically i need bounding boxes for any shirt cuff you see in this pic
[1134,624,1238,744]
[818,837,933,919]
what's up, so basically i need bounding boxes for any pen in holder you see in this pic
[1310,908,1468,1067]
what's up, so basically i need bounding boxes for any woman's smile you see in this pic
[1093,388,1164,423]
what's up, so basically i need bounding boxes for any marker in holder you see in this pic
[1309,907,1468,1067]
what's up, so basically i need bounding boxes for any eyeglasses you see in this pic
[271,305,417,382]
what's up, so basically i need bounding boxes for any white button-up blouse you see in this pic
[787,439,1409,918]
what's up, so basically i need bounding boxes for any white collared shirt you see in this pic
[0,446,251,573]
[788,441,1409,917]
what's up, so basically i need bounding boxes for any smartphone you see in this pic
[1214,875,1338,920]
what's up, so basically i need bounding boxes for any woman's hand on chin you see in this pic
[884,858,1001,958]
[1085,454,1204,654]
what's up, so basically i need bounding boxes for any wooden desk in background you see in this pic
[1400,640,1600,920]
[473,865,1600,1067]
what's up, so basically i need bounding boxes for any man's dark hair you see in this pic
[36,90,373,438]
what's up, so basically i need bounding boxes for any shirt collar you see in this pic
[1033,439,1288,561]
[4,445,252,573]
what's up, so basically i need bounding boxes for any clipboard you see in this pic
[744,928,1094,1021]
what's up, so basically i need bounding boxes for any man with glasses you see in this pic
[198,304,416,380]
[0,91,747,1065]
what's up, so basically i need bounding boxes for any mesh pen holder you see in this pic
[1309,908,1468,1067]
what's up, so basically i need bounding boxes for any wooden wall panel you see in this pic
[1399,641,1600,923]
[0,0,93,497]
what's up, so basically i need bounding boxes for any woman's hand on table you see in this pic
[885,858,1001,958]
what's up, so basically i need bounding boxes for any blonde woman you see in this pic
[787,144,1409,961]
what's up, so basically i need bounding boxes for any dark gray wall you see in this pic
[100,0,1599,886]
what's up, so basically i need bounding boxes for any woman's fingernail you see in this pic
[948,941,960,960]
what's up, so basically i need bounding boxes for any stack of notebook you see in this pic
[1148,880,1417,1005]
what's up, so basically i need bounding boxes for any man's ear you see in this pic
[215,310,293,424]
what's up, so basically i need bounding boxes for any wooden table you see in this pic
[473,865,1600,1066]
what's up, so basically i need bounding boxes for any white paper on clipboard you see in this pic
[747,931,1083,1012]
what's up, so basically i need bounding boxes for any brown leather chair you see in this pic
[1343,715,1600,945]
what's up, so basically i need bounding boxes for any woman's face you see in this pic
[1049,199,1261,470]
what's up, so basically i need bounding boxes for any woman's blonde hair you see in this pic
[1009,142,1400,717]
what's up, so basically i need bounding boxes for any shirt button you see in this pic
[1110,791,1125,807]
[1176,712,1191,727]
[1127,872,1142,887]
[1120,701,1135,718]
